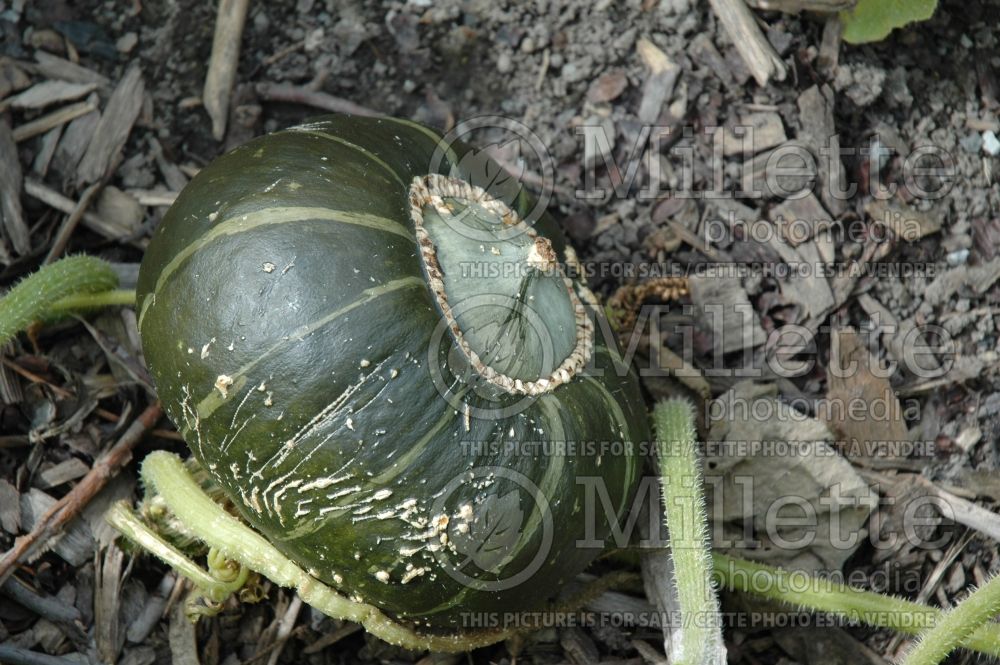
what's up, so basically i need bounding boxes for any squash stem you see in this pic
[653,399,726,665]
[130,451,515,653]
[106,501,238,601]
[713,553,1000,658]
[0,255,118,346]
[50,288,136,313]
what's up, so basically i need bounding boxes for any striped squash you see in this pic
[136,115,648,629]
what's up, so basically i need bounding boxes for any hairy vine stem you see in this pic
[653,399,726,665]
[901,573,1000,665]
[713,553,1000,659]
[0,255,119,347]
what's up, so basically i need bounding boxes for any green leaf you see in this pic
[840,0,938,44]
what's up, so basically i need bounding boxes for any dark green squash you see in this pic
[136,115,648,630]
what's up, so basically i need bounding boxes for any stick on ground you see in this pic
[204,0,251,140]
[0,402,162,587]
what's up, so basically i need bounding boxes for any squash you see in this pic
[136,115,647,630]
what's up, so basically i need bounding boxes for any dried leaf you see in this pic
[822,328,909,461]
[704,381,877,572]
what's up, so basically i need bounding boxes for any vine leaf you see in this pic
[450,490,524,572]
[840,0,938,44]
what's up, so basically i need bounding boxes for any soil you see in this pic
[2,0,1000,664]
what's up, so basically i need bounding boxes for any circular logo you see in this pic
[426,115,555,240]
[425,293,559,422]
[429,466,554,593]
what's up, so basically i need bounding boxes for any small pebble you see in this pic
[983,130,1000,156]
[946,248,970,266]
[116,31,138,53]
[497,51,512,74]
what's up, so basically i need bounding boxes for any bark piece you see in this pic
[768,191,833,245]
[720,112,787,156]
[53,95,100,175]
[32,125,63,175]
[77,64,144,185]
[12,98,97,142]
[0,479,19,534]
[0,120,30,255]
[0,80,96,111]
[0,58,31,100]
[797,84,848,215]
[636,37,680,124]
[688,273,767,355]
[706,0,786,86]
[865,198,942,241]
[33,50,110,86]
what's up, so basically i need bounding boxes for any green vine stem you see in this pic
[50,288,136,314]
[124,450,516,652]
[902,573,1000,665]
[713,553,1000,659]
[0,255,120,346]
[653,399,726,665]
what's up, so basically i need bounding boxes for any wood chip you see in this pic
[0,479,20,534]
[857,294,941,374]
[53,95,100,174]
[865,198,942,241]
[95,543,125,665]
[12,97,97,142]
[706,0,786,86]
[204,0,250,140]
[0,80,96,111]
[127,189,178,207]
[32,124,63,176]
[689,33,735,89]
[797,85,847,216]
[560,627,601,665]
[768,191,832,245]
[33,50,110,86]
[688,274,767,354]
[19,488,95,566]
[817,16,842,77]
[77,63,145,185]
[24,178,124,242]
[720,111,787,156]
[0,58,32,100]
[924,257,1000,306]
[167,599,198,665]
[740,140,816,197]
[0,120,30,256]
[148,136,188,191]
[37,458,91,489]
[636,38,679,124]
[95,186,144,236]
[781,238,835,325]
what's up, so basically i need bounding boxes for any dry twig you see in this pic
[204,0,251,140]
[0,402,163,587]
[255,82,382,117]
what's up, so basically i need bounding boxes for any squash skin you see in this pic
[136,115,648,629]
